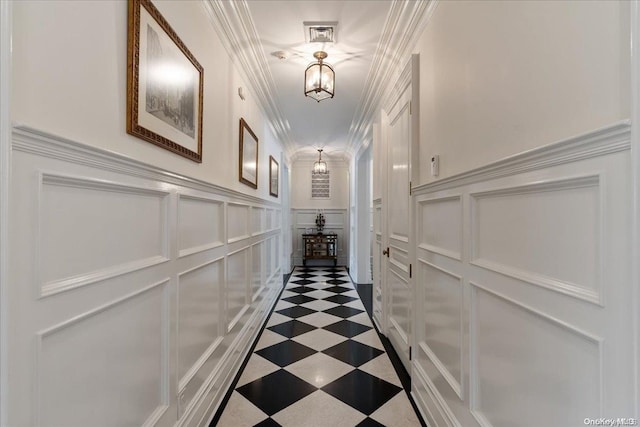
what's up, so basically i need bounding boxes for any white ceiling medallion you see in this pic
[303,21,338,44]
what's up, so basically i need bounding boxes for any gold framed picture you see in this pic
[239,118,258,189]
[269,155,279,197]
[127,0,204,162]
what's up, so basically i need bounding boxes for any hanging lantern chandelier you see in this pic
[304,51,335,102]
[313,149,328,174]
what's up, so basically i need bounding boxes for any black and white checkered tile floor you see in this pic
[213,267,423,427]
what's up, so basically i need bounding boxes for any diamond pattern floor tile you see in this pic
[214,267,424,427]
[322,369,402,415]
[322,339,384,367]
[323,319,372,338]
[237,369,317,416]
[267,320,317,338]
[272,390,366,427]
[256,340,317,367]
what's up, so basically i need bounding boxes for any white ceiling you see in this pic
[246,1,391,160]
[205,0,430,162]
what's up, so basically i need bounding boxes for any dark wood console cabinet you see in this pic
[302,233,337,266]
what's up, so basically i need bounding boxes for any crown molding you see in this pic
[201,0,295,161]
[345,0,437,158]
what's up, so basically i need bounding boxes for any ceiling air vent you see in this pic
[303,21,338,44]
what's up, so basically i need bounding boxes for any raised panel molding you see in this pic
[35,279,171,427]
[417,195,462,261]
[418,259,463,399]
[177,258,224,392]
[251,207,265,236]
[413,122,630,195]
[226,247,250,332]
[412,123,632,425]
[37,172,170,297]
[470,175,603,305]
[10,126,283,427]
[469,282,603,426]
[227,203,250,243]
[177,194,224,258]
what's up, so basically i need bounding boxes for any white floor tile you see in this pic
[272,390,366,427]
[370,393,422,427]
[266,312,290,327]
[351,329,385,351]
[216,392,268,427]
[297,311,343,328]
[236,354,281,387]
[300,299,338,312]
[359,354,403,387]
[291,328,347,351]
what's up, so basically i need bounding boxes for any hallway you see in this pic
[213,267,423,427]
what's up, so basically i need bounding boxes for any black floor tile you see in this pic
[322,340,384,367]
[323,306,364,318]
[237,370,317,416]
[254,418,282,427]
[276,306,317,318]
[323,294,358,304]
[286,286,317,294]
[292,273,316,279]
[256,340,317,367]
[323,273,344,279]
[267,320,316,338]
[326,279,350,285]
[356,418,386,427]
[290,279,315,286]
[323,286,353,294]
[281,294,316,305]
[323,319,371,338]
[355,284,373,318]
[322,369,402,415]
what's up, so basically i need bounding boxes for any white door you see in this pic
[381,56,418,371]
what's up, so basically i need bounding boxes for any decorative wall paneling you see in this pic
[8,126,283,427]
[291,209,349,266]
[411,123,635,426]
[372,199,384,331]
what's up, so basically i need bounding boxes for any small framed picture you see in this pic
[239,118,258,189]
[269,155,279,197]
[126,0,204,162]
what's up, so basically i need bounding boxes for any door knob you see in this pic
[382,247,389,257]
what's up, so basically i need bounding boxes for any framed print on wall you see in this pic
[239,118,258,189]
[269,156,279,197]
[127,0,204,162]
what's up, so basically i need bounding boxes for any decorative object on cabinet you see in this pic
[239,118,259,189]
[126,0,204,162]
[302,233,337,266]
[315,212,325,234]
[269,155,279,197]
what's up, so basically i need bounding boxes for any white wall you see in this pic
[405,1,637,425]
[290,159,350,209]
[7,1,286,425]
[12,0,284,200]
[415,0,630,184]
[349,144,372,284]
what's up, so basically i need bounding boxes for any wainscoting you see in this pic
[291,209,349,267]
[411,122,635,426]
[7,127,283,426]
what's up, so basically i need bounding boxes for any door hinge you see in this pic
[409,263,412,278]
[409,346,412,360]
[409,101,412,115]
[409,181,412,196]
